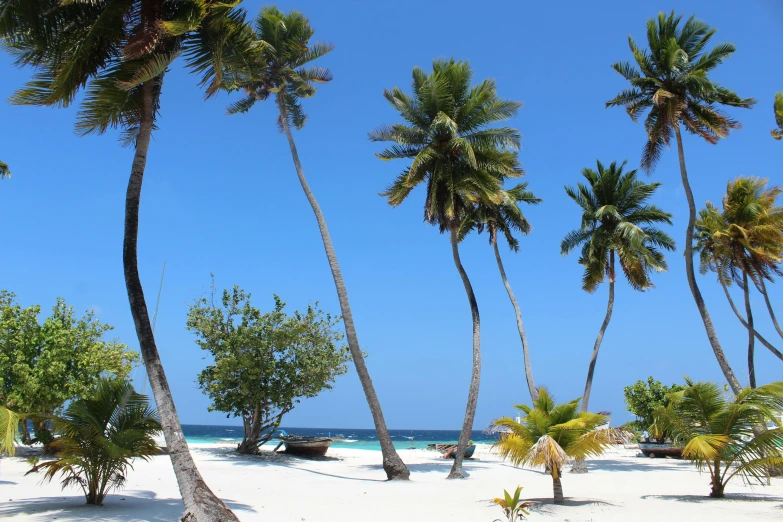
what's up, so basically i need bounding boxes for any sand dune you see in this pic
[1,444,781,521]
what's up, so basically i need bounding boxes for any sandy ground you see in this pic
[0,443,781,521]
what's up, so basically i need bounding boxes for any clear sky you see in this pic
[1,0,782,430]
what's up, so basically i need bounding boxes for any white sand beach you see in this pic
[1,444,781,521]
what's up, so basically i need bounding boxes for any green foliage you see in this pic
[492,486,532,521]
[224,6,333,130]
[607,11,754,172]
[186,284,350,453]
[0,160,9,178]
[654,379,783,497]
[0,405,20,456]
[0,0,251,145]
[371,59,521,234]
[694,177,783,289]
[492,388,613,501]
[32,378,161,505]
[0,291,139,444]
[562,160,675,292]
[623,377,684,436]
[773,93,783,140]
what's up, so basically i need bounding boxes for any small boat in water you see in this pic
[638,442,683,458]
[277,435,333,457]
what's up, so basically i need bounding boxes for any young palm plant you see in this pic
[372,59,521,479]
[33,379,161,506]
[0,2,249,519]
[773,93,783,140]
[694,178,783,385]
[220,7,409,480]
[654,378,783,497]
[491,388,613,503]
[460,184,541,402]
[607,11,754,394]
[562,161,674,414]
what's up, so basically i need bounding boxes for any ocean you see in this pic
[182,425,499,451]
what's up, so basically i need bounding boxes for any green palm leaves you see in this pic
[773,93,783,140]
[0,0,249,144]
[492,388,612,503]
[607,11,754,171]
[225,6,333,129]
[371,59,522,232]
[0,160,9,179]
[33,379,161,506]
[562,161,675,293]
[0,405,20,456]
[654,379,783,497]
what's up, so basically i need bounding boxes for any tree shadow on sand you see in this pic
[0,490,254,521]
[582,457,691,473]
[641,493,783,504]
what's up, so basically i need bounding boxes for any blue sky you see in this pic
[1,0,782,430]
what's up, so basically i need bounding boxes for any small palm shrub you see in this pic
[654,379,783,497]
[31,379,161,505]
[491,388,613,503]
[492,486,532,521]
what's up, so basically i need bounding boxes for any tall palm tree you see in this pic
[694,177,783,386]
[371,59,521,478]
[491,388,614,503]
[220,7,409,480]
[0,2,249,519]
[562,160,674,415]
[607,11,754,394]
[773,92,783,140]
[460,183,541,402]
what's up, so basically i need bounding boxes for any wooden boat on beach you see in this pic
[427,443,476,459]
[277,435,333,457]
[638,442,683,458]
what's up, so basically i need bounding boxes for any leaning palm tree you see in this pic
[371,59,521,478]
[654,378,783,497]
[562,161,674,414]
[460,183,541,402]
[220,6,409,480]
[0,160,9,179]
[0,2,249,519]
[773,93,783,140]
[491,388,613,503]
[607,11,754,394]
[694,178,783,386]
[34,379,161,506]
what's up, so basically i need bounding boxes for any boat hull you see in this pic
[281,437,333,457]
[638,442,683,458]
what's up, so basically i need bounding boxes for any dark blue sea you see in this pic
[182,425,498,451]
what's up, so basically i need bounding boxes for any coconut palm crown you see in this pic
[459,183,541,250]
[0,160,9,179]
[773,92,783,140]
[606,11,755,171]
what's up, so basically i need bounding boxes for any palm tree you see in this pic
[460,183,541,402]
[654,378,783,497]
[0,160,9,178]
[221,6,409,480]
[0,2,248,519]
[491,388,613,503]
[773,93,783,140]
[34,379,161,506]
[371,59,521,478]
[607,11,754,394]
[562,161,674,413]
[694,177,783,386]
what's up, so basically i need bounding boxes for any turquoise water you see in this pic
[183,425,496,451]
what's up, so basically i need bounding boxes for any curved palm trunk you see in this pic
[743,273,756,388]
[276,94,409,480]
[126,82,239,522]
[492,240,537,402]
[674,125,741,394]
[719,277,783,361]
[759,278,783,340]
[448,229,481,479]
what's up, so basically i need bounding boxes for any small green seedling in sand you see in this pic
[492,486,532,521]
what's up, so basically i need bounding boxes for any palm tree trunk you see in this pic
[276,94,409,480]
[552,475,564,504]
[124,81,239,522]
[447,228,481,479]
[719,277,783,361]
[759,278,783,340]
[673,124,741,394]
[492,240,537,402]
[743,273,756,388]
